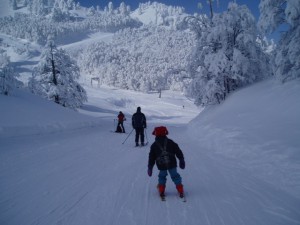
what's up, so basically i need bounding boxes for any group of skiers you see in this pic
[115,107,186,199]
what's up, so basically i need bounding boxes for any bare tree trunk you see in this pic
[50,44,57,86]
[50,44,59,104]
[215,93,221,104]
[208,0,214,19]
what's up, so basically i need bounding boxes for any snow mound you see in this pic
[0,88,100,138]
[131,2,186,26]
[188,79,300,198]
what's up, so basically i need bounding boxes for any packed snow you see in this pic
[1,1,300,225]
[1,77,300,225]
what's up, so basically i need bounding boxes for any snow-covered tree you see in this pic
[0,53,21,95]
[75,2,80,9]
[187,3,272,105]
[108,2,114,14]
[28,0,47,16]
[0,1,141,45]
[66,0,75,9]
[87,6,96,16]
[54,0,68,11]
[50,6,69,21]
[77,26,195,93]
[28,42,87,109]
[137,4,142,15]
[126,5,131,14]
[258,0,300,83]
[24,0,29,7]
[119,2,129,16]
[10,0,17,10]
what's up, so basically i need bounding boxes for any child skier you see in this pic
[116,111,126,133]
[147,126,186,199]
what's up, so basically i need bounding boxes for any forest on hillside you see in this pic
[1,0,299,108]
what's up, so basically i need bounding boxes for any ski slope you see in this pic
[1,1,300,224]
[1,79,300,225]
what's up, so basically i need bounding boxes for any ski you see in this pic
[134,142,148,147]
[159,193,185,202]
[110,130,126,133]
[178,193,187,202]
[160,194,166,201]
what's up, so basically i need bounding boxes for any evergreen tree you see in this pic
[28,41,87,109]
[187,3,272,105]
[258,0,300,82]
[24,0,29,7]
[0,53,21,95]
[50,6,67,22]
[66,0,75,9]
[108,2,114,14]
[28,0,46,16]
[119,2,129,16]
[77,26,195,93]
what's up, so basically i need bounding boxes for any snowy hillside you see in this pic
[189,79,300,198]
[1,76,300,225]
[130,2,186,27]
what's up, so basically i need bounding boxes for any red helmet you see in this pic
[152,126,169,136]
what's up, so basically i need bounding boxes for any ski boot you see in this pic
[176,184,184,198]
[157,184,166,197]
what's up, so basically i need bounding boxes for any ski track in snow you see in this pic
[1,3,299,222]
[1,121,300,225]
[1,80,300,225]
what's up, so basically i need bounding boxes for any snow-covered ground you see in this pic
[1,4,300,224]
[1,77,300,225]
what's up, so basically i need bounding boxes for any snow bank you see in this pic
[0,88,101,138]
[188,79,300,198]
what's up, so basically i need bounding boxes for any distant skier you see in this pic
[147,126,186,199]
[116,111,126,133]
[132,107,147,146]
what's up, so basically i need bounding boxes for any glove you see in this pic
[147,166,153,177]
[179,159,185,169]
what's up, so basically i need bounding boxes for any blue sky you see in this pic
[78,0,261,19]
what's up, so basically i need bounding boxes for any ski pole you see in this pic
[122,128,134,144]
[144,128,148,144]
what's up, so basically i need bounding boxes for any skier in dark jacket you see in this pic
[147,126,185,198]
[132,107,147,146]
